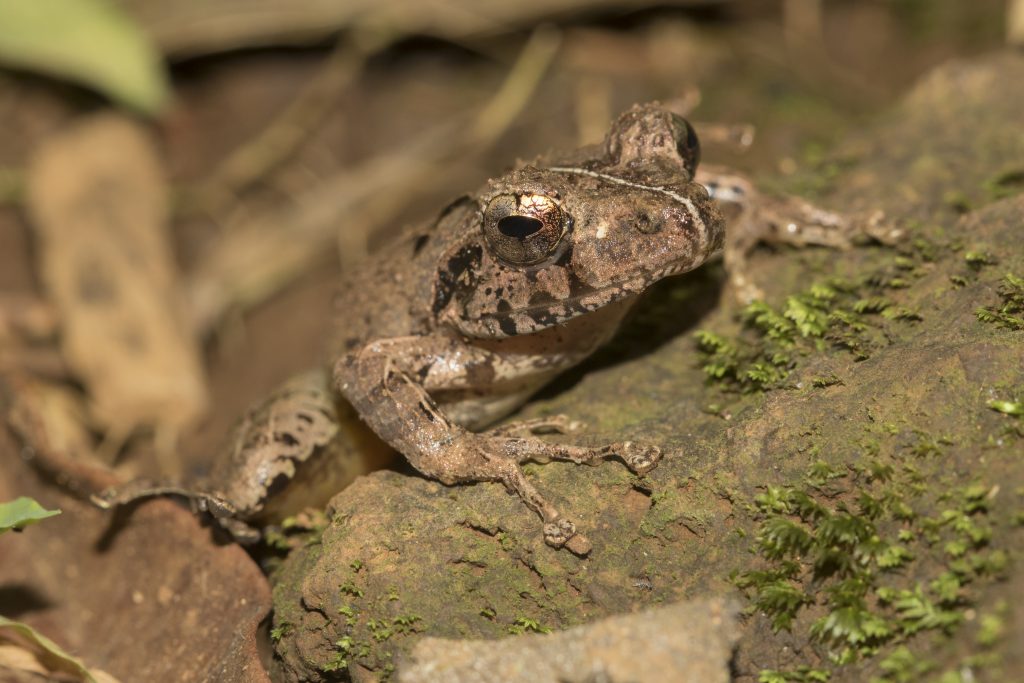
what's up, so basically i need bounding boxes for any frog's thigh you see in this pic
[210,368,394,526]
[487,414,584,437]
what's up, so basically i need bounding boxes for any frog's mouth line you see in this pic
[497,258,702,321]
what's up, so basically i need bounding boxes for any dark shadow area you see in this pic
[534,262,726,402]
[0,584,54,619]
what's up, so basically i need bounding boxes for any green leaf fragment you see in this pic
[988,399,1023,416]
[0,0,169,114]
[0,497,61,534]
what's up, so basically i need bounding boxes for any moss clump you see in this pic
[759,666,832,683]
[733,446,1011,681]
[507,616,552,635]
[695,275,917,392]
[975,273,1024,330]
[312,560,426,678]
[982,167,1024,201]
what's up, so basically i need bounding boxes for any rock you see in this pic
[398,598,738,683]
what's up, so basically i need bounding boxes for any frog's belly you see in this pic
[437,382,548,431]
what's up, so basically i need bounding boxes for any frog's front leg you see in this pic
[335,336,660,555]
[697,165,902,302]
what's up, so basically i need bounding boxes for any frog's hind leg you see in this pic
[481,454,594,555]
[487,430,661,475]
[485,414,585,438]
[698,165,903,303]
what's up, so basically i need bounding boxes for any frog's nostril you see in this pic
[498,215,543,239]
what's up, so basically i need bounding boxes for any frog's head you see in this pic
[437,103,724,338]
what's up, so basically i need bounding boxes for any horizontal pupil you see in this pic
[497,215,543,239]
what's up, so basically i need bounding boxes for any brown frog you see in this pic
[97,102,892,553]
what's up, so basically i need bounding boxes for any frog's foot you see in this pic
[484,455,592,555]
[487,414,586,438]
[620,441,662,474]
[474,434,662,553]
[445,432,663,554]
[726,199,900,303]
[544,519,590,555]
[494,435,663,474]
[91,481,260,542]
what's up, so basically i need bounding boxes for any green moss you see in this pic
[269,621,292,643]
[982,167,1024,201]
[975,604,1006,648]
[339,579,363,597]
[695,251,935,394]
[759,666,831,683]
[508,616,551,635]
[976,273,1024,330]
[338,604,357,626]
[872,646,935,683]
[734,440,1012,680]
[988,398,1023,416]
[964,251,998,270]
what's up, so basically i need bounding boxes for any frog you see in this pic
[95,102,893,554]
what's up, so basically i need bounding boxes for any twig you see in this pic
[184,37,381,217]
[470,25,562,145]
[186,26,562,335]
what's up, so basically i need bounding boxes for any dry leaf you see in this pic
[26,114,208,440]
[0,616,122,683]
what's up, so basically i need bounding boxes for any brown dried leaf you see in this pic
[0,617,122,683]
[26,114,208,438]
[0,422,271,683]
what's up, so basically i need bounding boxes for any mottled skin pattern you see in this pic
[97,102,895,552]
[333,104,723,553]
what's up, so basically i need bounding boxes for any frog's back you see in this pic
[332,197,477,353]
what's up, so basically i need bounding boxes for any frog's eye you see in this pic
[482,193,568,266]
[669,114,701,179]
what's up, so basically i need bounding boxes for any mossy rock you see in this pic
[271,52,1024,683]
